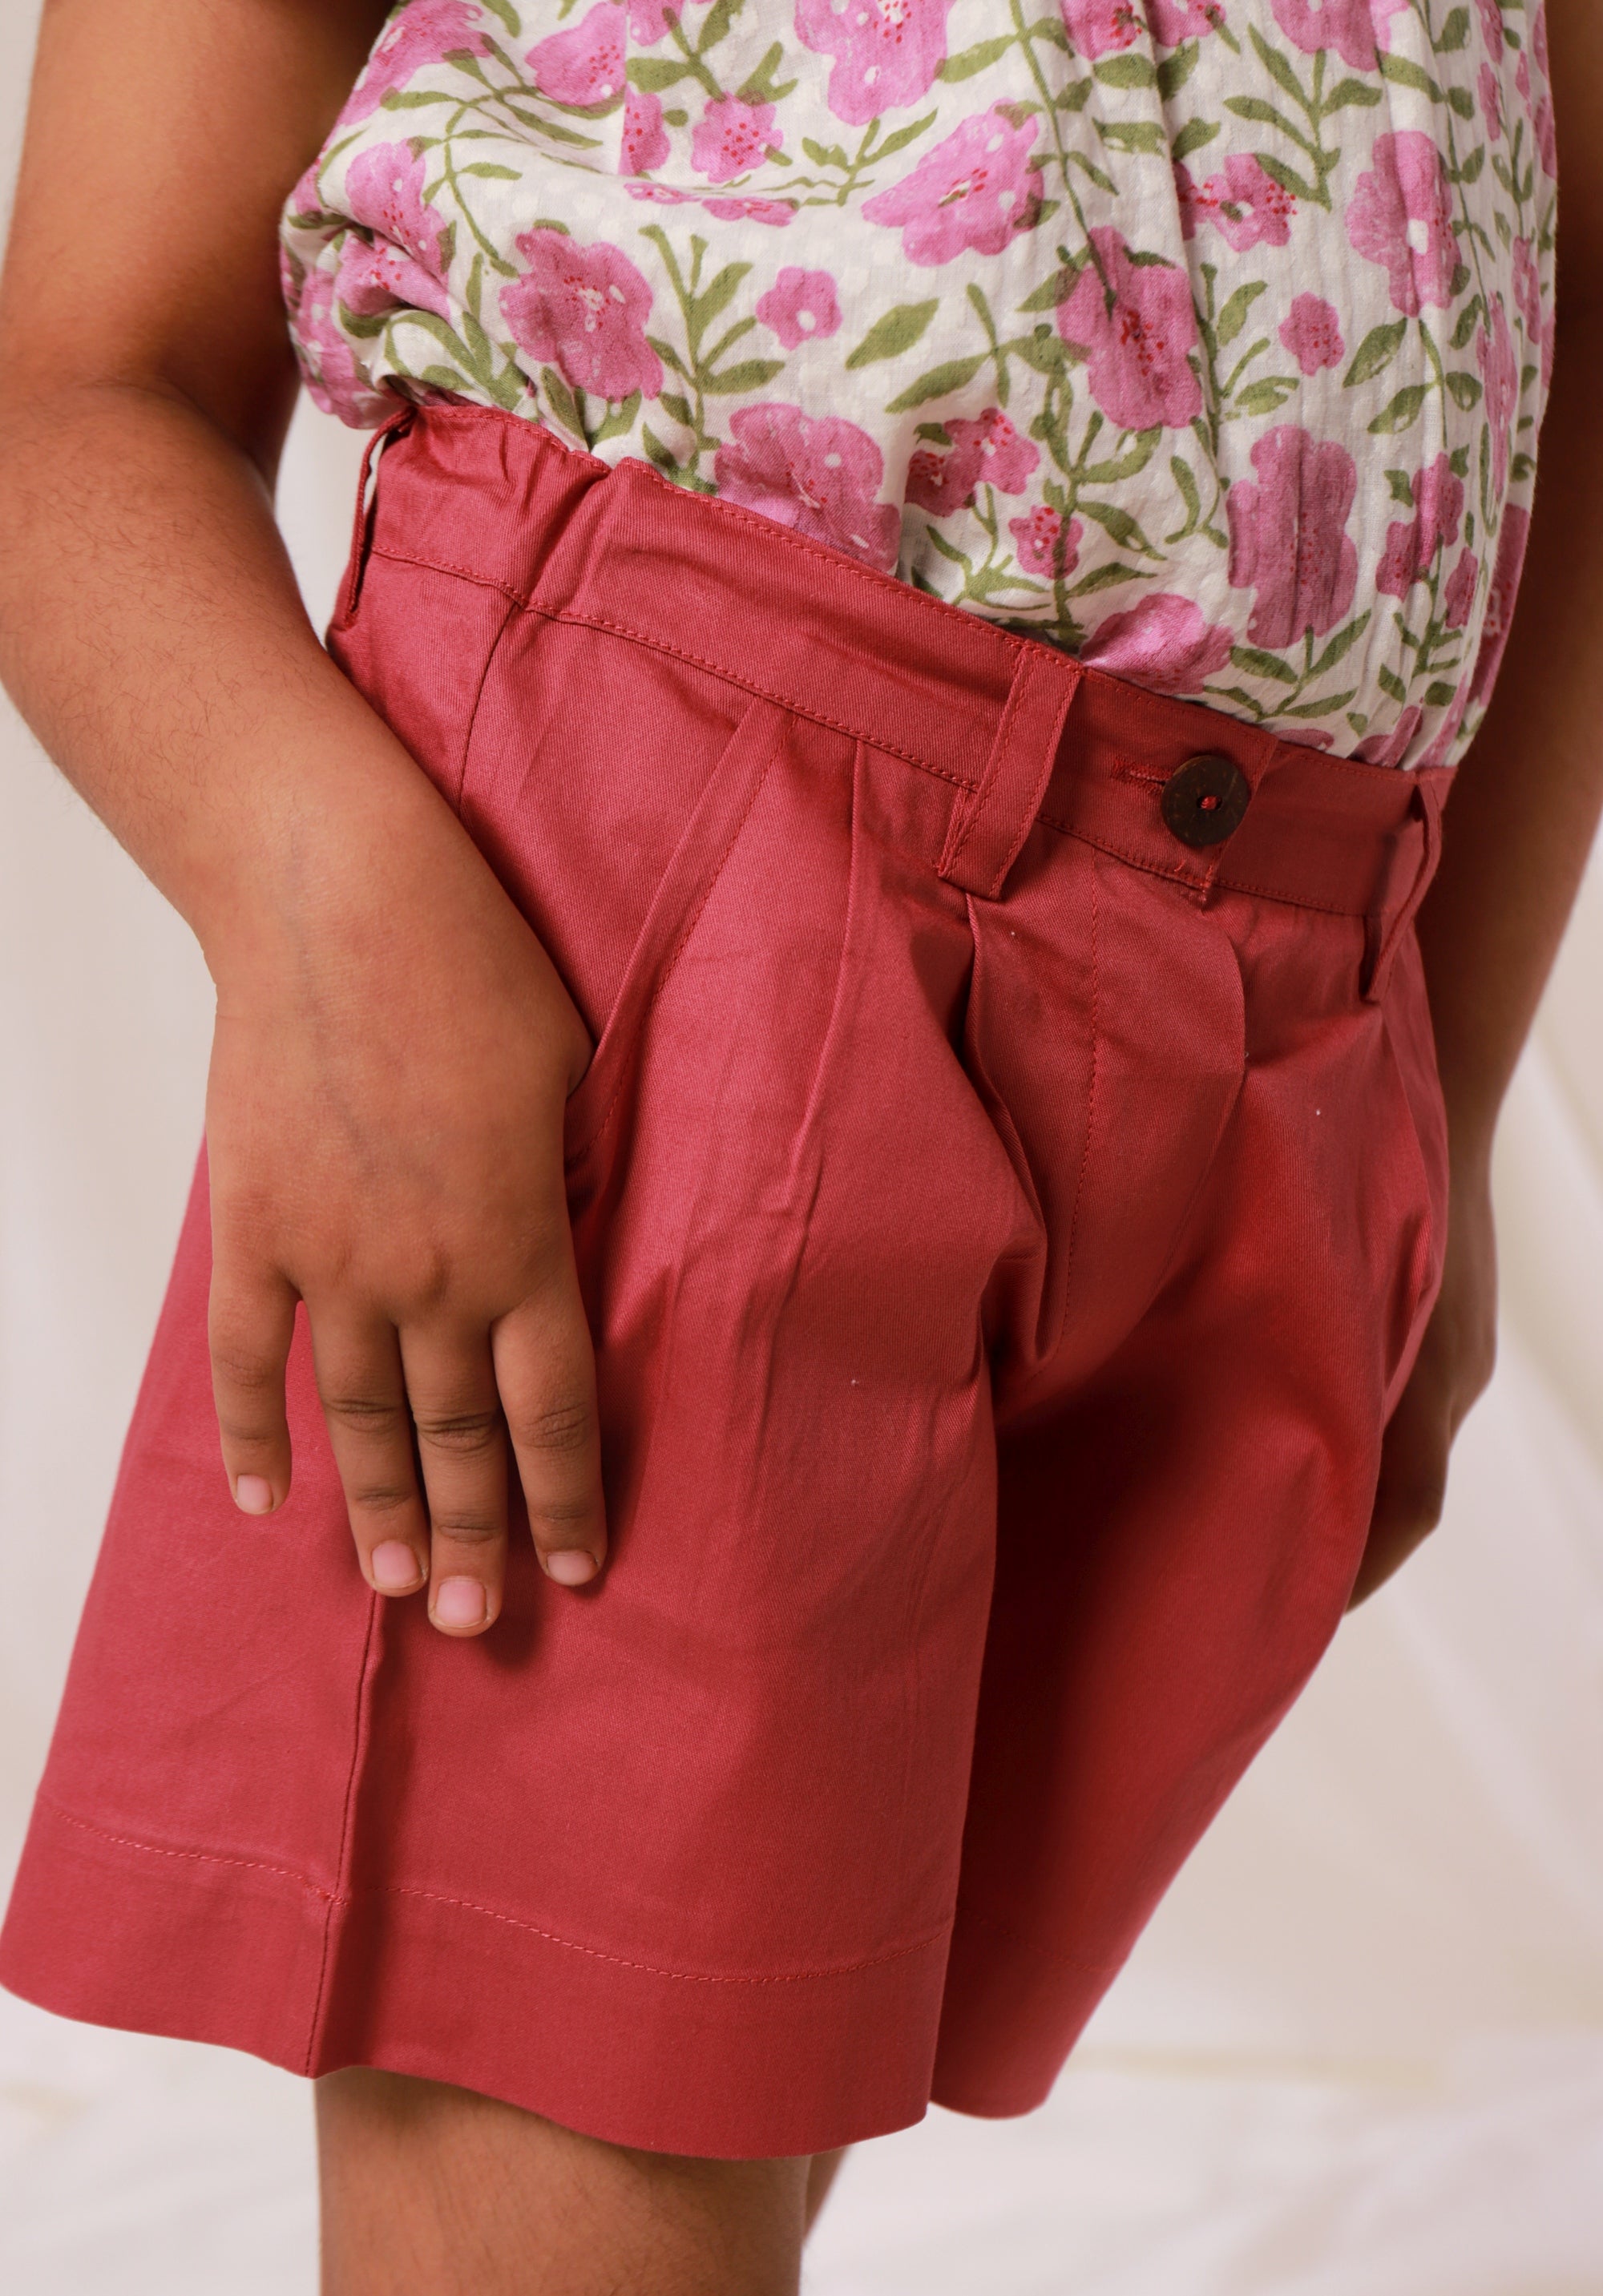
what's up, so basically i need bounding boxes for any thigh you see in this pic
[316,2068,811,2296]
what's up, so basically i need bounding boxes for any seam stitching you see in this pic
[305,1593,381,2072]
[34,1797,945,1991]
[366,548,979,788]
[38,1796,336,1900]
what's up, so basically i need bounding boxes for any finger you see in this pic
[494,1275,606,1588]
[1348,1366,1452,1608]
[309,1313,430,1600]
[398,1326,509,1636]
[209,1258,297,1515]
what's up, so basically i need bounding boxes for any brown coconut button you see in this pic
[1161,753,1252,849]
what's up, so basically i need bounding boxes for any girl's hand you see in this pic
[1347,1147,1498,1608]
[204,783,605,1637]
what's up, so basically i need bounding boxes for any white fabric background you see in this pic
[2,8,1601,2284]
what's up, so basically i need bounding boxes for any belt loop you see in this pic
[937,646,1084,900]
[333,399,416,631]
[1362,769,1448,1004]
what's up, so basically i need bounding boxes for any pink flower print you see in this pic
[1008,506,1083,579]
[1512,236,1542,339]
[702,196,796,224]
[627,0,681,38]
[1080,594,1236,694]
[1225,424,1359,649]
[1279,293,1345,373]
[1353,704,1423,768]
[1475,0,1502,53]
[1147,0,1227,42]
[1515,47,1530,100]
[793,0,959,131]
[623,87,671,174]
[501,228,664,402]
[1056,228,1203,433]
[1190,154,1297,252]
[1534,96,1557,179]
[1476,297,1518,499]
[1541,308,1557,389]
[949,406,1040,494]
[1532,0,1548,75]
[1417,686,1469,769]
[339,0,489,125]
[1173,162,1216,241]
[627,180,697,205]
[293,268,386,425]
[343,143,447,278]
[1270,0,1391,71]
[906,407,1039,513]
[1376,452,1465,596]
[1444,547,1479,630]
[527,3,626,104]
[1468,506,1530,704]
[863,110,1044,265]
[1346,131,1460,317]
[756,268,842,349]
[1479,62,1504,140]
[713,404,902,570]
[1059,0,1141,56]
[692,95,781,184]
[335,235,453,323]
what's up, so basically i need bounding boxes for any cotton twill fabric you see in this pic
[0,402,1450,2159]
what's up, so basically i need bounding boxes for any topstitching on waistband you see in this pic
[366,543,981,789]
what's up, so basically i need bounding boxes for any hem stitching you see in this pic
[32,1797,949,1991]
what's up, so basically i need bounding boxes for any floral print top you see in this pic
[281,0,1556,769]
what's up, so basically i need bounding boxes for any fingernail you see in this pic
[434,1576,487,1628]
[545,1549,598,1588]
[235,1475,275,1515]
[371,1540,422,1593]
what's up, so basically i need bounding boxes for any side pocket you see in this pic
[563,694,788,1165]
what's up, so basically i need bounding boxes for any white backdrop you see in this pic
[3,7,1602,2287]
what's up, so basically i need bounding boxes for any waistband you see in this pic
[343,398,1452,1002]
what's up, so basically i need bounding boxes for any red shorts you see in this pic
[1,401,1451,2158]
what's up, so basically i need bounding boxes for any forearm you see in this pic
[1415,305,1603,1158]
[0,379,456,979]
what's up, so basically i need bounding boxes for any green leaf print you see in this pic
[478,0,523,30]
[1344,321,1410,387]
[1234,376,1299,416]
[1308,611,1372,680]
[1444,371,1484,410]
[1437,6,1472,50]
[1100,120,1169,156]
[1378,54,1445,103]
[845,303,941,369]
[1157,40,1202,101]
[939,34,1018,82]
[1094,52,1157,89]
[1171,119,1221,163]
[628,58,694,91]
[1368,385,1431,434]
[702,358,786,394]
[1386,469,1417,506]
[1217,281,1268,349]
[1232,646,1298,684]
[886,355,989,413]
[1322,79,1383,113]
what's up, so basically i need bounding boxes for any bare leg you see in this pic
[317,2068,812,2296]
[805,2147,849,2233]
